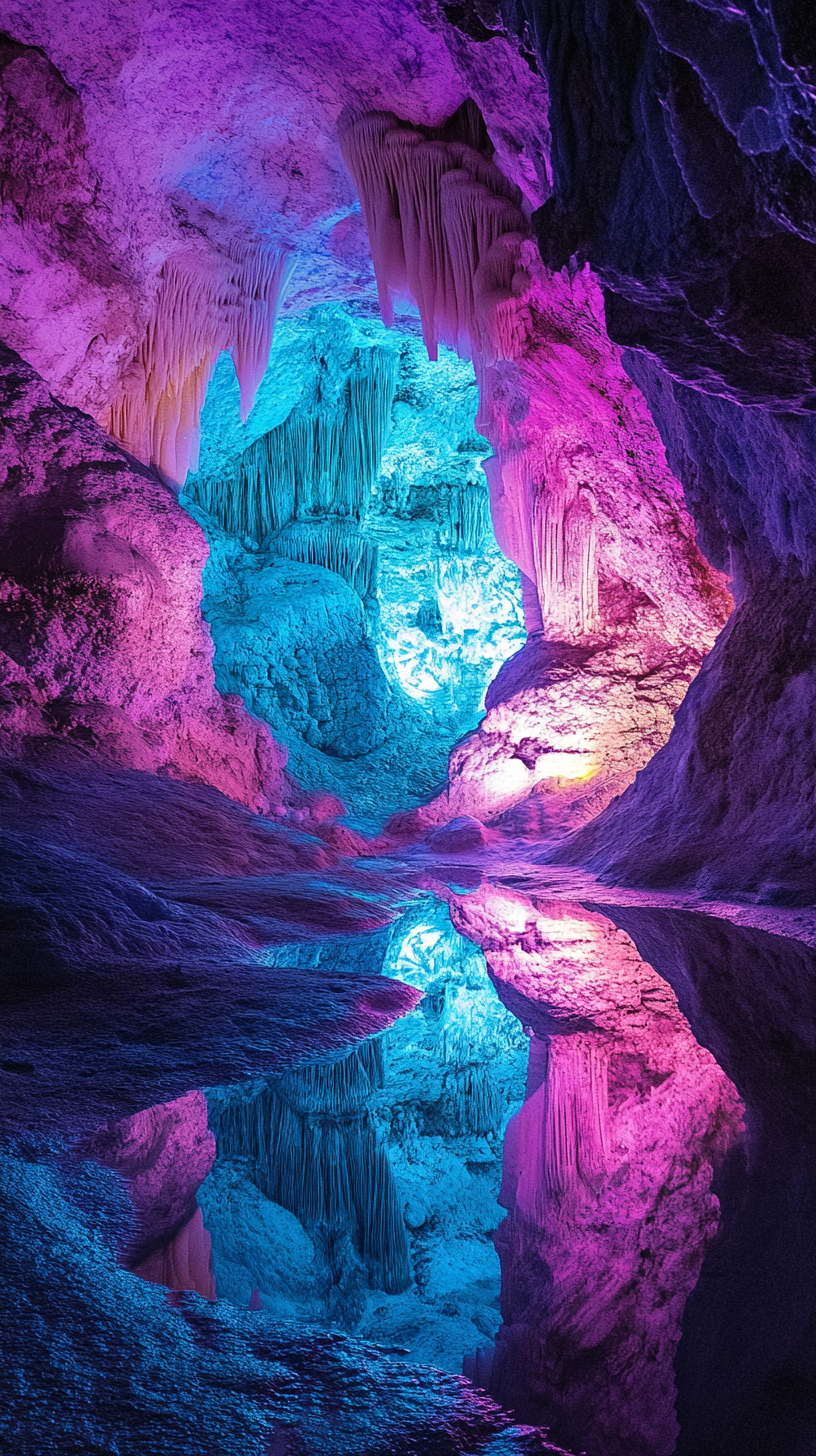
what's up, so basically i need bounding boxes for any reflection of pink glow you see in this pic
[86,1090,216,1294]
[503,1037,610,1220]
[132,1207,215,1300]
[451,885,745,1454]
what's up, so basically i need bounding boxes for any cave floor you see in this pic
[2,741,814,1455]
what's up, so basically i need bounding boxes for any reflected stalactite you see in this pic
[208,1042,411,1296]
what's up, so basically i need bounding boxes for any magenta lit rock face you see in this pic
[449,885,744,1456]
[0,345,289,812]
[86,1091,217,1298]
[374,245,731,839]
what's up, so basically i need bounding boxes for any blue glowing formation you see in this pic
[199,901,528,1371]
[183,302,524,825]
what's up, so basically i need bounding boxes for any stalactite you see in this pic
[533,470,599,637]
[510,1035,610,1222]
[342,108,607,643]
[339,113,409,328]
[473,232,532,364]
[448,1064,504,1135]
[269,521,379,601]
[208,1042,410,1294]
[276,1039,384,1116]
[106,243,294,486]
[439,482,492,555]
[340,113,528,362]
[187,346,397,546]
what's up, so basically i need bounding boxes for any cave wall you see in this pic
[485,0,816,899]
[0,344,290,814]
[558,368,816,901]
[1,2,814,1452]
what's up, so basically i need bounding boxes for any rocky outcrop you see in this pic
[0,345,290,814]
[0,0,549,422]
[495,0,816,900]
[555,366,816,902]
[510,0,816,411]
[0,33,145,416]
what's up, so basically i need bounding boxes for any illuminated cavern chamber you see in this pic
[2,10,814,1454]
[182,300,525,823]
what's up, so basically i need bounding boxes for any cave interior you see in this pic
[1,3,815,1455]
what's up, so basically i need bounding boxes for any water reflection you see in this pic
[90,880,814,1456]
[450,886,744,1456]
[202,899,528,1372]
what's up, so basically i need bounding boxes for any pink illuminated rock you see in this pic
[88,1092,215,1225]
[132,1207,215,1300]
[387,258,730,837]
[0,346,291,812]
[0,3,548,427]
[87,1090,217,1297]
[449,885,744,1456]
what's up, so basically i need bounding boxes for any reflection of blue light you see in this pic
[383,901,528,1071]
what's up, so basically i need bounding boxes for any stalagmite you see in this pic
[106,242,294,486]
[440,482,492,555]
[188,346,398,544]
[449,1064,504,1135]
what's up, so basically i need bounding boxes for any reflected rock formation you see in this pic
[451,888,744,1456]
